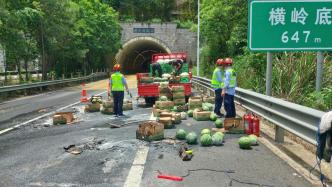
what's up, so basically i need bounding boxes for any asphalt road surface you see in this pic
[0,79,313,187]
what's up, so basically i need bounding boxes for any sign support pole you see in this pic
[196,0,200,76]
[267,52,284,143]
[316,52,323,92]
[266,52,272,96]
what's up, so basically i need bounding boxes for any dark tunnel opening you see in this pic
[116,38,171,74]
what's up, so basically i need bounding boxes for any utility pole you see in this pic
[197,0,200,76]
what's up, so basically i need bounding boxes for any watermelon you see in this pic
[202,103,214,111]
[186,132,198,144]
[215,119,223,128]
[171,106,178,112]
[176,129,187,140]
[202,105,209,111]
[201,128,211,136]
[160,96,168,101]
[212,133,224,146]
[187,110,194,117]
[210,113,218,121]
[214,131,224,138]
[248,134,258,146]
[200,134,212,146]
[238,137,252,149]
[180,112,188,120]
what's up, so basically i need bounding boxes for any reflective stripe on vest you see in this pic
[228,68,236,88]
[111,72,124,91]
[211,68,224,89]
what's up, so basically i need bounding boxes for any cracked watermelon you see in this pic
[180,112,188,120]
[200,134,212,146]
[186,132,198,144]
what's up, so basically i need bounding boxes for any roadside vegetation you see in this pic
[198,0,332,111]
[0,0,121,83]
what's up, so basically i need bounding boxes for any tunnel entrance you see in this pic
[116,37,171,74]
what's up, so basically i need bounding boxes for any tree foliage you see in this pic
[104,0,176,22]
[0,0,121,81]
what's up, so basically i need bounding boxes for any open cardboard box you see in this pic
[223,117,244,134]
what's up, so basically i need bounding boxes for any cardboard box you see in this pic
[224,117,244,134]
[136,121,164,142]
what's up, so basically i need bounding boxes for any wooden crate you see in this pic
[224,117,244,134]
[193,110,211,121]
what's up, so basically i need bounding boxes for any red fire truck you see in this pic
[136,53,192,104]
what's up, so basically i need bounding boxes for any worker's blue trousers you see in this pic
[112,91,124,115]
[214,89,223,115]
[224,94,236,118]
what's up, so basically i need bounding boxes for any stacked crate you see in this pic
[188,96,203,110]
[159,82,172,100]
[100,100,114,115]
[172,86,186,106]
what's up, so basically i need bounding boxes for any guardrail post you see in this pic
[62,74,65,80]
[71,73,73,79]
[209,89,214,96]
[275,126,285,143]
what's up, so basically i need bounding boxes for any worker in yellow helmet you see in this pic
[109,64,129,117]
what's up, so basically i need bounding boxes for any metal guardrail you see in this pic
[192,76,326,145]
[0,72,107,93]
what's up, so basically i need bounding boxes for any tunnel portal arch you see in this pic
[115,36,172,74]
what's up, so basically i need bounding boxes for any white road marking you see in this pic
[0,91,107,135]
[123,113,153,187]
[123,145,149,187]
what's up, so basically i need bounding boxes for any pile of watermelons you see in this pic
[238,134,258,149]
[176,129,198,144]
[200,129,224,146]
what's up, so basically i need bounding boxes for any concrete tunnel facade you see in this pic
[115,37,172,74]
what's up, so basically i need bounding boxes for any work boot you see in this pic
[216,113,225,118]
[118,114,127,118]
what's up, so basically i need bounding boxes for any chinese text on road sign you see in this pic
[249,0,332,51]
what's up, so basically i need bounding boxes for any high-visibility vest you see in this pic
[227,68,237,88]
[111,72,124,91]
[211,68,224,89]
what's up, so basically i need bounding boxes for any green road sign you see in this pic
[249,0,332,51]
